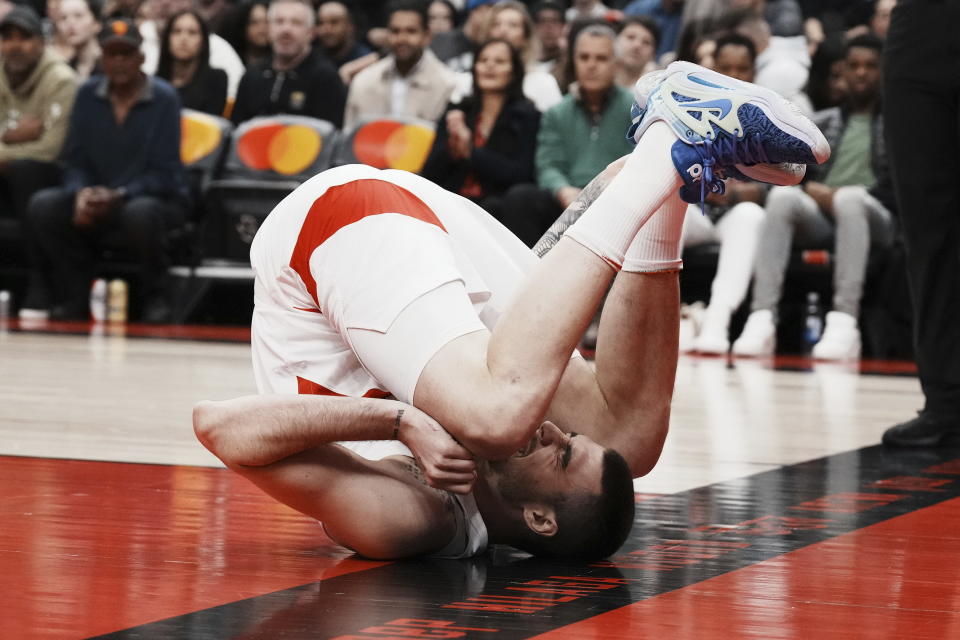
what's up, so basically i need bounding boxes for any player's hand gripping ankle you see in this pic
[397,405,477,494]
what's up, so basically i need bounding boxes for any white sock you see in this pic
[622,195,687,272]
[565,122,681,269]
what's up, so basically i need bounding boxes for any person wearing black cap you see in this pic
[0,6,78,317]
[24,17,190,323]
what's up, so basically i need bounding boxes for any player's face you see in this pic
[844,46,881,102]
[714,44,754,83]
[484,422,605,505]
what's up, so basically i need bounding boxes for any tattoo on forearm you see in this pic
[532,169,618,257]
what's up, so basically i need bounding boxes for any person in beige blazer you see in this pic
[343,0,455,130]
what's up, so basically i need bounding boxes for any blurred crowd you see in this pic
[0,0,901,360]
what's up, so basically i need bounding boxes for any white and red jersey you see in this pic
[249,164,538,400]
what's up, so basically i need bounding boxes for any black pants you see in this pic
[27,187,187,313]
[883,0,960,416]
[499,183,564,248]
[0,159,62,267]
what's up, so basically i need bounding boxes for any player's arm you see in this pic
[193,396,473,559]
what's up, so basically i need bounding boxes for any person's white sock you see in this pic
[621,195,687,272]
[565,122,681,269]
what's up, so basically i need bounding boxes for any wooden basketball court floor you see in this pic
[2,321,959,639]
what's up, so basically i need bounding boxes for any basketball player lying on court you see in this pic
[195,63,829,560]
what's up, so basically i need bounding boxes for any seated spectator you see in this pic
[139,0,245,101]
[733,35,895,360]
[427,0,456,37]
[680,33,768,354]
[499,23,633,246]
[315,1,371,69]
[24,18,189,323]
[0,7,77,316]
[566,0,615,22]
[232,0,346,126]
[727,10,813,115]
[196,0,231,35]
[483,0,561,112]
[430,0,495,74]
[421,39,539,219]
[344,0,453,130]
[806,36,847,111]
[729,0,803,37]
[532,1,565,75]
[219,0,270,68]
[614,14,659,89]
[51,0,101,80]
[156,9,227,116]
[623,0,682,61]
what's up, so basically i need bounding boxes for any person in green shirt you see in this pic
[498,22,634,247]
[732,34,896,361]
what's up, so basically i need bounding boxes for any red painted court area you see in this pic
[538,498,960,639]
[0,457,385,639]
[5,451,960,638]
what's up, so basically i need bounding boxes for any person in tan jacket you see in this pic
[343,0,454,131]
[0,7,77,217]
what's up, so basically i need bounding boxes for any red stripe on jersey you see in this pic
[289,178,447,308]
[297,376,391,399]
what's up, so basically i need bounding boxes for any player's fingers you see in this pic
[436,458,475,473]
[425,469,475,487]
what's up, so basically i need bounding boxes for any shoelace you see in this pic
[693,132,771,206]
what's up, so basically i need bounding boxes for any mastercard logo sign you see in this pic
[236,122,323,176]
[352,120,435,172]
[180,113,225,165]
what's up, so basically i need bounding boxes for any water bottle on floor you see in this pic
[803,292,823,352]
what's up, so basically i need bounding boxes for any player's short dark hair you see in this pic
[386,0,429,30]
[515,449,635,559]
[845,33,883,57]
[714,31,757,63]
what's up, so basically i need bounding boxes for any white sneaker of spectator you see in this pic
[812,311,862,360]
[693,307,731,355]
[732,309,776,357]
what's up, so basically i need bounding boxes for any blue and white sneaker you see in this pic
[627,62,830,203]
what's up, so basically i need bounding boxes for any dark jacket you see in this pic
[62,75,189,205]
[175,66,227,117]
[421,97,540,200]
[810,104,896,214]
[231,48,346,127]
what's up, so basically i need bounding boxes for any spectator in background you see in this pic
[156,9,227,116]
[623,0,682,61]
[0,7,77,318]
[427,0,456,37]
[806,36,847,111]
[219,0,270,68]
[614,14,659,89]
[315,1,371,69]
[25,18,189,323]
[421,38,539,221]
[232,0,346,126]
[500,23,633,246]
[344,0,454,130]
[51,0,101,80]
[680,33,768,354]
[869,0,895,39]
[733,35,895,360]
[728,0,803,37]
[532,1,565,74]
[727,10,812,115]
[484,0,561,112]
[140,0,245,101]
[196,0,231,34]
[567,0,616,23]
[431,0,495,74]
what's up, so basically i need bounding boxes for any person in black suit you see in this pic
[156,9,228,117]
[421,39,539,233]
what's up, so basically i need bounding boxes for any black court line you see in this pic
[93,444,960,639]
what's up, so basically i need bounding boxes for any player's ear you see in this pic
[522,503,558,537]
